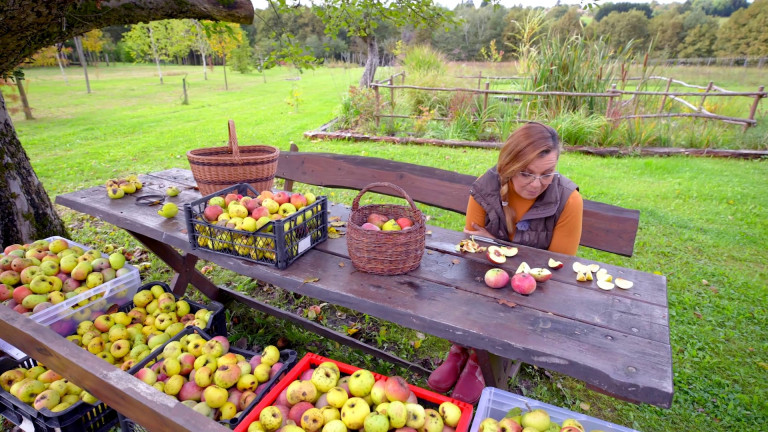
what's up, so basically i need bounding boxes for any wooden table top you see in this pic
[55,168,673,408]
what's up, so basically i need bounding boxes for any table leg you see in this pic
[128,231,221,301]
[474,349,520,391]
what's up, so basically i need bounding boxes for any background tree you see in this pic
[206,22,243,90]
[0,0,253,247]
[594,2,652,21]
[649,6,686,58]
[593,10,650,52]
[123,20,193,83]
[715,0,768,57]
[230,29,255,73]
[690,0,749,17]
[549,7,584,41]
[81,29,109,64]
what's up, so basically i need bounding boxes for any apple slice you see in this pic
[572,262,585,273]
[596,280,615,290]
[588,263,601,273]
[576,271,587,282]
[486,246,507,264]
[585,270,594,281]
[615,278,634,289]
[515,261,530,274]
[528,268,552,282]
[548,258,564,269]
[596,269,612,282]
[498,246,518,257]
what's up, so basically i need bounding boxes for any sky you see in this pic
[251,0,685,10]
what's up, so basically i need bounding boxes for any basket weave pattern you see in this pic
[347,182,426,275]
[187,120,279,196]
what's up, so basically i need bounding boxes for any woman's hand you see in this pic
[463,223,494,239]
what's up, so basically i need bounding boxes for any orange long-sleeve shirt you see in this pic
[465,185,583,255]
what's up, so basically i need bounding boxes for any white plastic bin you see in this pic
[470,387,640,432]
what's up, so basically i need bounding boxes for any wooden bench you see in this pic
[276,144,640,256]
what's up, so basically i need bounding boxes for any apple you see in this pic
[204,205,224,222]
[262,199,280,214]
[596,280,615,290]
[278,202,297,217]
[615,278,634,289]
[244,198,262,213]
[486,246,506,264]
[366,213,389,228]
[438,402,462,428]
[361,222,381,231]
[528,268,552,282]
[208,196,226,208]
[497,417,522,432]
[340,397,370,430]
[273,191,290,205]
[225,193,241,207]
[515,261,530,274]
[381,220,401,231]
[547,258,564,269]
[521,409,550,431]
[290,193,308,210]
[395,217,413,230]
[510,273,536,295]
[498,246,518,257]
[384,376,410,402]
[478,418,499,432]
[348,369,375,397]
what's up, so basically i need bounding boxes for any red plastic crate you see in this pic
[234,353,473,432]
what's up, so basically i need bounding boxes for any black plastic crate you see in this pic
[0,356,118,432]
[184,183,328,269]
[120,327,297,430]
[119,281,227,337]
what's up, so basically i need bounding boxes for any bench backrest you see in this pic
[275,145,639,256]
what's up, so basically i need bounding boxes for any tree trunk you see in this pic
[74,36,91,94]
[359,36,379,88]
[149,26,164,84]
[15,79,34,120]
[223,56,228,90]
[55,45,69,85]
[0,91,67,246]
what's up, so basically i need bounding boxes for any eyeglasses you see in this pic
[517,171,558,185]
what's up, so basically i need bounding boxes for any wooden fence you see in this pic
[370,72,766,132]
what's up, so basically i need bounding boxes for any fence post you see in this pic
[658,78,672,113]
[374,84,380,128]
[478,71,482,90]
[483,82,490,115]
[606,83,618,122]
[389,76,395,113]
[698,81,714,112]
[743,85,765,133]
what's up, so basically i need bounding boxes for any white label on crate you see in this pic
[298,236,311,254]
[19,417,35,432]
[0,338,26,360]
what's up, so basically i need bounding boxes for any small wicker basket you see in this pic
[187,120,279,196]
[347,182,426,275]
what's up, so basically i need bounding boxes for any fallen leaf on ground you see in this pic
[330,221,346,227]
[338,262,345,267]
[451,259,460,264]
[303,277,319,283]
[346,328,359,336]
[497,299,517,308]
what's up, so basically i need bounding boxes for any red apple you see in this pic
[511,273,536,295]
[396,217,414,230]
[360,222,381,231]
[290,193,308,210]
[273,191,290,205]
[367,213,389,228]
[486,246,506,264]
[203,205,223,222]
[484,268,510,289]
[224,193,241,207]
[251,206,270,220]
[244,198,262,213]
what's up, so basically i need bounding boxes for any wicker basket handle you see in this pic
[227,119,243,165]
[351,182,421,214]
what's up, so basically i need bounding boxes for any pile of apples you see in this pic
[477,406,605,432]
[105,175,143,199]
[0,361,102,413]
[194,190,319,261]
[244,365,464,432]
[65,284,217,372]
[0,238,131,316]
[483,246,563,296]
[359,213,414,232]
[131,335,285,422]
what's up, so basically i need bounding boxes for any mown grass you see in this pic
[5,64,768,431]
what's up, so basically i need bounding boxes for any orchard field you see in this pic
[4,63,768,431]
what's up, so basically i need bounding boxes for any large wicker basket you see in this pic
[347,182,426,275]
[187,120,279,196]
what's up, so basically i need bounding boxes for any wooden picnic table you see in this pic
[54,168,673,409]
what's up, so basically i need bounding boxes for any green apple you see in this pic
[340,397,370,430]
[259,405,284,431]
[348,369,375,397]
[363,411,390,432]
[381,219,401,231]
[521,409,550,432]
[311,366,339,393]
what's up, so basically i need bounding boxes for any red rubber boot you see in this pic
[427,344,469,393]
[451,351,485,405]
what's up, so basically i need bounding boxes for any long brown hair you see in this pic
[497,122,562,233]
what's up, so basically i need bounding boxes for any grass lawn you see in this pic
[5,63,768,431]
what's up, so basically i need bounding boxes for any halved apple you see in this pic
[515,261,530,274]
[572,262,585,273]
[588,263,601,273]
[615,278,634,289]
[486,246,507,264]
[548,258,564,269]
[596,269,612,282]
[596,280,615,290]
[528,268,552,282]
[499,246,518,257]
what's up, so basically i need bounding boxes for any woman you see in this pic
[428,122,583,404]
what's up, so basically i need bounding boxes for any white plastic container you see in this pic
[470,387,640,432]
[0,236,140,358]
